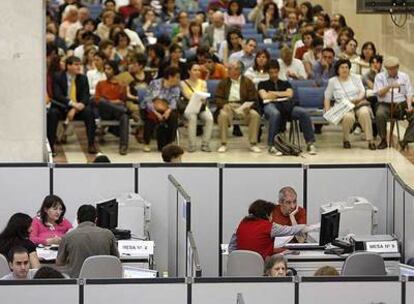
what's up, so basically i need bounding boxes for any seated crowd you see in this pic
[46,0,413,157]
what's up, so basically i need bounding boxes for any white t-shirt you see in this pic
[87,69,107,96]
[277,58,307,81]
[324,74,365,103]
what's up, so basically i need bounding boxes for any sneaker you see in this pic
[187,145,196,153]
[119,145,128,155]
[217,145,227,153]
[201,144,212,152]
[307,144,317,155]
[353,126,361,135]
[368,142,377,150]
[250,145,262,153]
[268,146,278,154]
[143,145,151,152]
[377,139,388,150]
[343,141,351,149]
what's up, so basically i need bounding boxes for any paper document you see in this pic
[235,101,254,115]
[274,235,294,248]
[185,91,210,114]
[263,97,289,104]
[36,248,58,261]
[323,99,355,125]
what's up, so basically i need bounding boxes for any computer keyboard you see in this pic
[284,243,325,250]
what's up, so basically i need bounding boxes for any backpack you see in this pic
[273,134,302,156]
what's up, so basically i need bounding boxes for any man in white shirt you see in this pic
[202,11,229,52]
[374,56,413,149]
[278,47,307,81]
[1,247,37,280]
[87,51,107,96]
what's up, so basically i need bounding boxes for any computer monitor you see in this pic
[319,209,340,246]
[97,199,118,230]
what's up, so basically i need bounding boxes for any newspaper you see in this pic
[323,99,355,125]
[185,91,210,114]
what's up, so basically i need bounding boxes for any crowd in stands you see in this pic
[46,0,414,157]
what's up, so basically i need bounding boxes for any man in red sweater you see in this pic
[272,186,307,243]
[95,61,129,155]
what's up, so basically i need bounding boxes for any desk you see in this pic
[285,250,401,276]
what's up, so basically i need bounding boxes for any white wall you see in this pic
[0,0,45,161]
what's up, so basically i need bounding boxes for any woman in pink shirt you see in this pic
[30,195,73,246]
[224,0,246,28]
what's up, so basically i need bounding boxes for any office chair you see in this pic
[0,254,9,278]
[226,250,264,277]
[79,255,123,279]
[341,251,386,276]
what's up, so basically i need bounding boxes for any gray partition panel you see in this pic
[404,190,414,262]
[0,165,50,225]
[139,165,219,276]
[0,281,78,304]
[407,279,414,304]
[394,180,405,246]
[53,165,135,223]
[192,277,295,304]
[299,277,401,304]
[84,279,186,304]
[387,166,395,234]
[307,165,388,233]
[222,165,304,246]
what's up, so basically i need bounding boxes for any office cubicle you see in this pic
[0,279,79,304]
[0,162,413,275]
[406,277,414,304]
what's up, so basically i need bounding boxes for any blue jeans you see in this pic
[264,104,315,146]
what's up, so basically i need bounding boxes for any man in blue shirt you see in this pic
[312,47,336,86]
[228,38,257,70]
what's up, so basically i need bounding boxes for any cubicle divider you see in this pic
[83,278,187,304]
[299,276,402,304]
[306,164,389,234]
[168,174,191,277]
[406,277,414,304]
[52,164,136,222]
[0,163,50,225]
[138,164,220,277]
[192,277,295,304]
[0,279,79,304]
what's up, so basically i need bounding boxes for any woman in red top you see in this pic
[231,200,306,259]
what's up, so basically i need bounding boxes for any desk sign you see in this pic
[118,240,154,257]
[365,240,399,253]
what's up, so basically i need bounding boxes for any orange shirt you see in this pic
[272,205,307,226]
[201,63,228,80]
[95,80,126,103]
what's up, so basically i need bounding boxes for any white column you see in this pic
[0,0,45,161]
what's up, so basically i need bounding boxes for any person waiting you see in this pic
[324,59,376,150]
[263,254,288,277]
[257,2,280,39]
[142,66,181,152]
[1,247,37,280]
[258,60,317,155]
[303,36,324,79]
[218,27,243,65]
[228,38,257,70]
[56,205,119,278]
[228,199,309,259]
[244,49,271,87]
[95,61,129,155]
[224,0,246,28]
[33,266,66,279]
[311,47,336,86]
[47,55,97,155]
[215,60,262,153]
[277,46,307,81]
[161,144,184,163]
[181,62,214,152]
[314,265,339,276]
[30,195,73,246]
[0,213,40,269]
[202,11,229,53]
[373,56,414,150]
[199,53,228,81]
